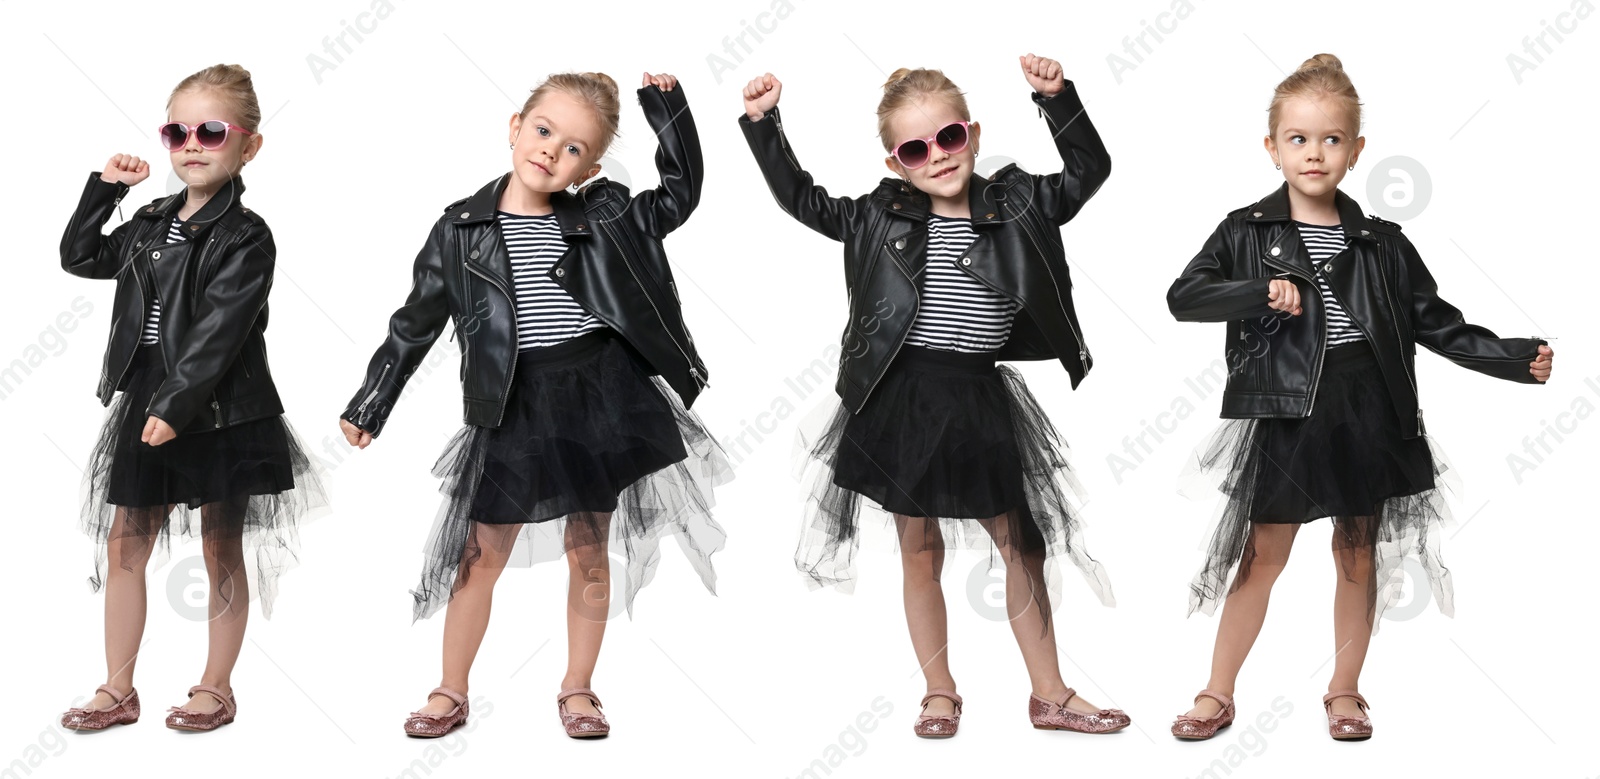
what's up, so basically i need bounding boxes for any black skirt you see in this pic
[793,345,1113,623]
[1183,339,1456,630]
[82,343,328,619]
[413,329,731,622]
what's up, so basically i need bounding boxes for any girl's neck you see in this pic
[498,177,554,216]
[1285,184,1339,226]
[928,191,970,219]
[178,179,231,221]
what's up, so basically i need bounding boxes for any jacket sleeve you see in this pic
[629,84,703,238]
[737,105,862,242]
[1027,83,1112,226]
[144,221,275,431]
[61,172,135,280]
[1400,233,1547,383]
[339,219,452,438]
[1167,218,1277,322]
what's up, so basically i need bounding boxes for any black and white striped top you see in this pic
[904,214,1018,353]
[138,218,185,345]
[498,211,606,350]
[1297,222,1365,346]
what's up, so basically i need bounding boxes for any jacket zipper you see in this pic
[1013,210,1090,374]
[595,218,706,389]
[1260,249,1327,416]
[1374,246,1424,434]
[355,361,392,418]
[211,398,223,428]
[465,261,519,425]
[860,241,922,405]
[110,238,151,395]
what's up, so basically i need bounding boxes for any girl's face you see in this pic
[1264,95,1365,199]
[167,89,260,190]
[508,90,606,194]
[882,97,980,203]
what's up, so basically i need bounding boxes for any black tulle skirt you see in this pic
[793,345,1113,627]
[82,343,328,619]
[1181,339,1457,631]
[413,329,731,622]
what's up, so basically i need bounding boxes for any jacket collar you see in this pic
[1243,182,1393,242]
[879,173,1008,227]
[134,174,246,239]
[452,172,595,238]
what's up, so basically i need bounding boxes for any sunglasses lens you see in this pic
[158,123,188,151]
[896,139,929,169]
[196,121,229,149]
[935,122,968,154]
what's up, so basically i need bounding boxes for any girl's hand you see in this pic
[141,415,175,446]
[743,73,782,121]
[1267,278,1302,316]
[642,72,678,92]
[101,154,150,186]
[340,418,374,449]
[1019,53,1066,97]
[1530,343,1554,382]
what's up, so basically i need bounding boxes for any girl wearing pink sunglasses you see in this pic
[739,54,1129,737]
[58,63,327,733]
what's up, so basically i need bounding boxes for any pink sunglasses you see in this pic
[890,121,973,170]
[157,120,254,152]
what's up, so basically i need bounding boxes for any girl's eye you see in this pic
[566,144,580,155]
[536,126,551,137]
[1289,135,1306,145]
[1324,136,1341,145]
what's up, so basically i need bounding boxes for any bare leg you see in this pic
[560,511,611,717]
[1327,516,1376,719]
[82,505,170,709]
[181,498,251,714]
[1183,522,1301,719]
[979,511,1108,714]
[416,521,523,715]
[896,514,957,718]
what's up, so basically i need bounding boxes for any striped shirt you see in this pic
[138,218,185,345]
[1296,222,1365,346]
[904,214,1018,353]
[498,211,606,350]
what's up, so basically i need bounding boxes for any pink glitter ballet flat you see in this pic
[556,688,610,738]
[61,684,140,731]
[1172,689,1235,740]
[1028,688,1131,734]
[404,686,469,738]
[913,689,963,738]
[165,684,237,732]
[1323,690,1372,740]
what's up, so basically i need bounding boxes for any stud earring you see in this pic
[1275,163,1282,170]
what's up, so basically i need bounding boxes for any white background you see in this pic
[2,1,1594,777]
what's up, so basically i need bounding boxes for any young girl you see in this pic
[1165,54,1554,741]
[339,71,729,739]
[739,55,1129,737]
[58,64,327,732]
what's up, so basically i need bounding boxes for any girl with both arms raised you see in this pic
[740,55,1129,737]
[1166,54,1554,742]
[340,71,730,740]
[58,64,327,733]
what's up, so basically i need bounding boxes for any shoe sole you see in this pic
[64,718,138,731]
[1033,722,1131,734]
[166,719,234,732]
[405,717,468,738]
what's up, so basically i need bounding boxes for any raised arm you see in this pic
[145,220,275,431]
[629,76,703,237]
[61,169,138,280]
[1016,54,1112,226]
[737,73,861,243]
[1400,233,1547,383]
[339,220,452,439]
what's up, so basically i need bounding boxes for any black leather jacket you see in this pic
[738,82,1111,413]
[61,172,284,435]
[1167,183,1547,438]
[340,84,707,439]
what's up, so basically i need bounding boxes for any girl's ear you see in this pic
[1350,135,1366,167]
[969,121,981,150]
[508,112,523,146]
[1262,135,1277,167]
[883,155,903,178]
[585,163,602,182]
[243,132,263,163]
